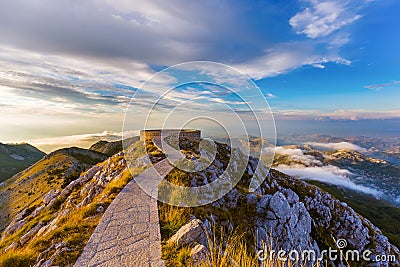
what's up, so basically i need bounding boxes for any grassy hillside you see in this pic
[0,141,147,267]
[0,147,107,232]
[0,143,45,183]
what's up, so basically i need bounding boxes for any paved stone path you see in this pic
[75,159,174,267]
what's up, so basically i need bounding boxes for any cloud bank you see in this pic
[306,142,367,152]
[271,144,382,197]
[276,164,382,196]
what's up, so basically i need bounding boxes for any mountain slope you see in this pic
[0,143,45,183]
[263,144,400,250]
[0,147,108,232]
[0,139,398,266]
[0,140,146,267]
[89,136,139,157]
[157,139,400,266]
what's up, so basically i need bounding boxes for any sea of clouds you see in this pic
[266,142,383,197]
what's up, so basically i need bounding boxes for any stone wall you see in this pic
[140,129,201,142]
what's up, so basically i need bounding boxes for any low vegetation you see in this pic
[0,147,145,266]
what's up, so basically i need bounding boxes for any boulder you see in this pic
[191,243,209,266]
[168,219,207,248]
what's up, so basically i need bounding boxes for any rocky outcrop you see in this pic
[257,168,400,266]
[168,219,208,248]
[34,241,70,267]
[168,218,210,266]
[255,190,319,257]
[172,142,400,266]
[191,243,209,266]
[42,189,60,204]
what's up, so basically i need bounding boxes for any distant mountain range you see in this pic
[269,144,400,206]
[278,134,400,165]
[0,143,46,183]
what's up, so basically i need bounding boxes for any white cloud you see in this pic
[265,93,277,99]
[266,146,322,166]
[364,80,400,90]
[306,142,367,152]
[289,0,364,39]
[277,164,382,196]
[235,42,351,79]
[272,143,382,197]
[328,32,351,48]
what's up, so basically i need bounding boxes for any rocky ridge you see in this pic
[158,139,400,266]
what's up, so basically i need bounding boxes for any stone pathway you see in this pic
[75,159,173,267]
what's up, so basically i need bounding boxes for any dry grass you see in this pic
[160,212,327,267]
[0,164,144,266]
[196,228,327,267]
[196,228,258,267]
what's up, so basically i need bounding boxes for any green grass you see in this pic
[0,143,45,183]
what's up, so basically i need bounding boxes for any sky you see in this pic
[0,0,399,152]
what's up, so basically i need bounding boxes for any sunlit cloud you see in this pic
[289,0,366,39]
[30,130,139,153]
[271,144,383,197]
[277,164,382,197]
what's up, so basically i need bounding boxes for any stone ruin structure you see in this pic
[140,129,201,142]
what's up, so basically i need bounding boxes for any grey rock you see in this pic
[20,222,45,244]
[256,195,271,213]
[42,189,60,204]
[96,205,104,213]
[191,243,209,266]
[169,219,207,248]
[246,193,258,205]
[4,241,17,252]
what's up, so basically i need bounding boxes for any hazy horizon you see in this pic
[2,118,399,153]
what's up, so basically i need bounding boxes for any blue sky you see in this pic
[0,0,399,151]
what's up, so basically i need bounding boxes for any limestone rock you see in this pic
[256,191,317,257]
[20,222,45,244]
[42,189,60,204]
[168,219,207,248]
[191,243,209,266]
